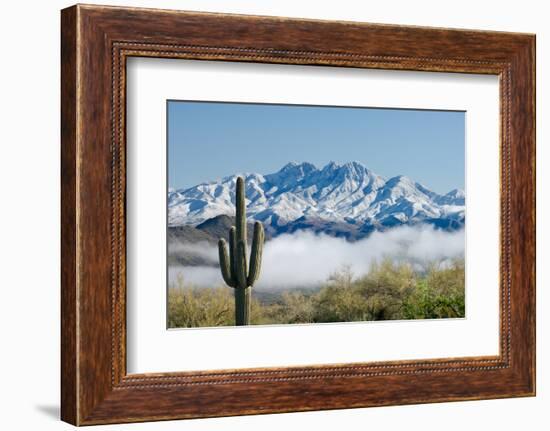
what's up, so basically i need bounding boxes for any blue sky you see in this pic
[168,101,465,194]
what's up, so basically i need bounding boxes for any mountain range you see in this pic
[168,161,465,241]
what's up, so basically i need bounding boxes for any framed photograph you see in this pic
[61,4,535,425]
[165,101,467,330]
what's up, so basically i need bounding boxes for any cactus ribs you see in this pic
[218,177,265,325]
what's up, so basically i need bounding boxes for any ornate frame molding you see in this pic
[61,5,535,425]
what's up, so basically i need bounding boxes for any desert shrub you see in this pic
[402,259,465,319]
[279,291,316,323]
[248,296,273,325]
[312,258,464,322]
[168,276,277,327]
[167,259,465,328]
[167,276,234,328]
[355,259,417,320]
[313,266,370,322]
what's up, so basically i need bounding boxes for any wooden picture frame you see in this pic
[61,4,535,425]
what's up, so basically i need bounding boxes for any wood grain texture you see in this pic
[60,4,536,425]
[60,5,78,425]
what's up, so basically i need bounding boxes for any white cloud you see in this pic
[169,226,465,290]
[169,265,222,288]
[168,241,218,263]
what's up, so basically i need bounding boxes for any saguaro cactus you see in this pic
[218,176,264,325]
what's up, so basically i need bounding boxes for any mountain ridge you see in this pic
[168,161,465,237]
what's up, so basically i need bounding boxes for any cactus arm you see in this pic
[235,239,248,288]
[235,177,247,246]
[217,176,264,326]
[218,239,235,288]
[247,221,264,286]
[228,226,237,280]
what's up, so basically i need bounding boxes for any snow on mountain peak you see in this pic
[446,188,465,199]
[264,161,317,189]
[168,161,465,233]
[436,188,465,206]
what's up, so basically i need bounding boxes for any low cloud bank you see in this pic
[169,225,464,290]
[168,241,218,262]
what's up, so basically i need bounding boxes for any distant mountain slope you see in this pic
[195,215,258,242]
[168,161,465,238]
[168,216,266,266]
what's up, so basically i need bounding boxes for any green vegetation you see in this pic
[217,176,264,326]
[168,258,465,329]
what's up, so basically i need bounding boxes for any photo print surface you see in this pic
[167,101,466,328]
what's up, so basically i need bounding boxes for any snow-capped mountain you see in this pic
[168,161,465,237]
